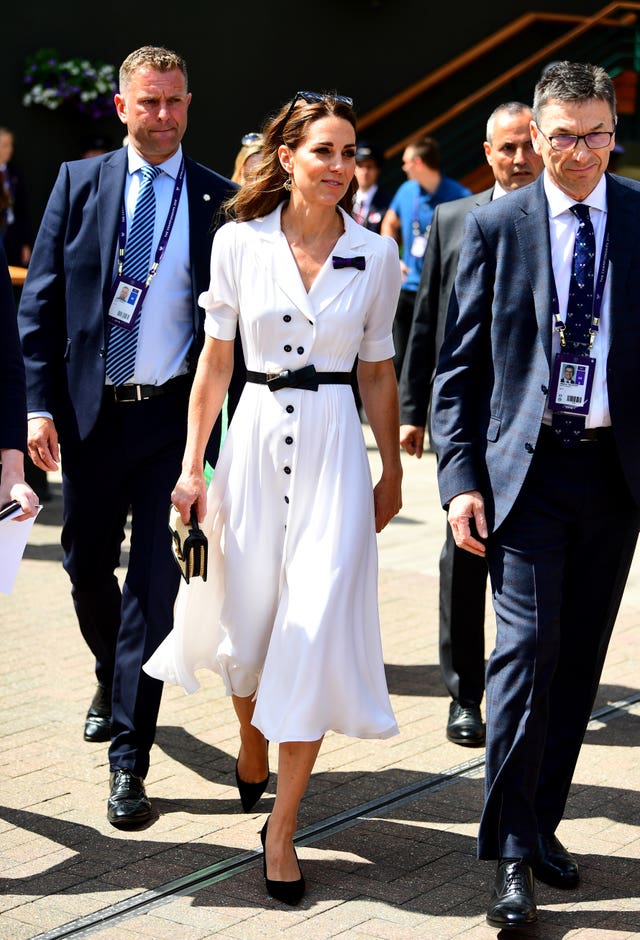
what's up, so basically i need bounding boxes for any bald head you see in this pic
[484,103,543,191]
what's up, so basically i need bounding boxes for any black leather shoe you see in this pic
[235,760,269,813]
[487,858,537,930]
[446,700,485,747]
[84,683,112,742]
[107,769,152,829]
[260,816,305,905]
[533,832,579,889]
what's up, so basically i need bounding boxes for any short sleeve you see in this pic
[358,236,401,362]
[199,221,240,341]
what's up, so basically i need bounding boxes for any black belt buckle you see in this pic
[112,383,151,403]
[266,364,318,392]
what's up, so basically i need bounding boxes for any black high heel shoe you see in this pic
[235,759,269,813]
[260,816,305,906]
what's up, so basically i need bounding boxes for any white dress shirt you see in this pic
[119,145,193,385]
[28,146,195,421]
[353,184,378,222]
[543,171,611,427]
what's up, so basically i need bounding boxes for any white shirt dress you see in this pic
[144,204,401,743]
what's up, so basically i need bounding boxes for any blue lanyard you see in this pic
[411,186,430,237]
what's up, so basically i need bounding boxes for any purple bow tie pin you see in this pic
[332,255,366,270]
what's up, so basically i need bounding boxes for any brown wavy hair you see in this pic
[225,93,358,222]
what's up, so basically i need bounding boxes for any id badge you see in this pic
[548,352,596,416]
[410,234,427,258]
[107,277,146,331]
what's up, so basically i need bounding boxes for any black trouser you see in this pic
[479,429,640,860]
[61,382,194,778]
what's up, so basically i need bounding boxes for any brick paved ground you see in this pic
[0,427,639,939]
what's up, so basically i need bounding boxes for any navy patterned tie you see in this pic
[106,164,162,385]
[551,203,595,446]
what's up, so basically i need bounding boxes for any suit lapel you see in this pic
[606,174,634,345]
[475,188,493,207]
[258,206,370,322]
[311,209,368,314]
[513,177,554,364]
[259,205,317,322]
[97,149,127,298]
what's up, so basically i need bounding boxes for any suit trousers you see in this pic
[439,523,488,705]
[478,427,640,860]
[392,288,417,380]
[61,381,192,778]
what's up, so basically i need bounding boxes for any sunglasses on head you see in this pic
[282,90,354,130]
[241,132,263,146]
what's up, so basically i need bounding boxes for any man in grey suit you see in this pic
[399,103,542,748]
[432,62,640,929]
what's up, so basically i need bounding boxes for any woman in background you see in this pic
[231,131,264,185]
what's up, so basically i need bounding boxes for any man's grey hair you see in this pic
[485,102,533,143]
[533,60,616,123]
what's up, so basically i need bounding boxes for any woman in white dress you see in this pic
[144,91,402,904]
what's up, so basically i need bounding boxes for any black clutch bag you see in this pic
[169,506,208,583]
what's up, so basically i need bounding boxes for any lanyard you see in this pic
[117,158,185,287]
[552,222,610,350]
[411,186,431,238]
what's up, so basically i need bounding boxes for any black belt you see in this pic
[246,365,353,392]
[540,423,613,444]
[108,373,192,403]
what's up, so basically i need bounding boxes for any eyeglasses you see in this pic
[535,125,616,152]
[241,132,263,146]
[282,90,354,130]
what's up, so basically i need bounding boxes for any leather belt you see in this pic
[246,365,353,392]
[540,424,613,444]
[108,373,192,403]
[578,427,613,442]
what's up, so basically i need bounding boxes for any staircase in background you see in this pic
[360,3,640,194]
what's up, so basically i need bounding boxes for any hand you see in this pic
[400,424,425,458]
[373,471,402,533]
[448,491,488,556]
[5,482,39,520]
[27,417,60,472]
[171,471,207,525]
[400,260,410,282]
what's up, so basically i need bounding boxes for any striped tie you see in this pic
[106,164,162,385]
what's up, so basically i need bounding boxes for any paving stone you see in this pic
[0,432,639,938]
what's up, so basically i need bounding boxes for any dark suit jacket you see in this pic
[0,241,27,453]
[399,187,493,429]
[18,147,235,447]
[359,186,392,235]
[432,172,640,531]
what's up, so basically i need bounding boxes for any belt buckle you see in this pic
[112,385,130,403]
[266,370,290,391]
[112,384,144,403]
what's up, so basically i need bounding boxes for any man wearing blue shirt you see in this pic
[19,46,243,829]
[381,135,470,378]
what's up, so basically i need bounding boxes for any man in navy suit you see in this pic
[432,61,640,929]
[400,102,543,750]
[19,46,241,828]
